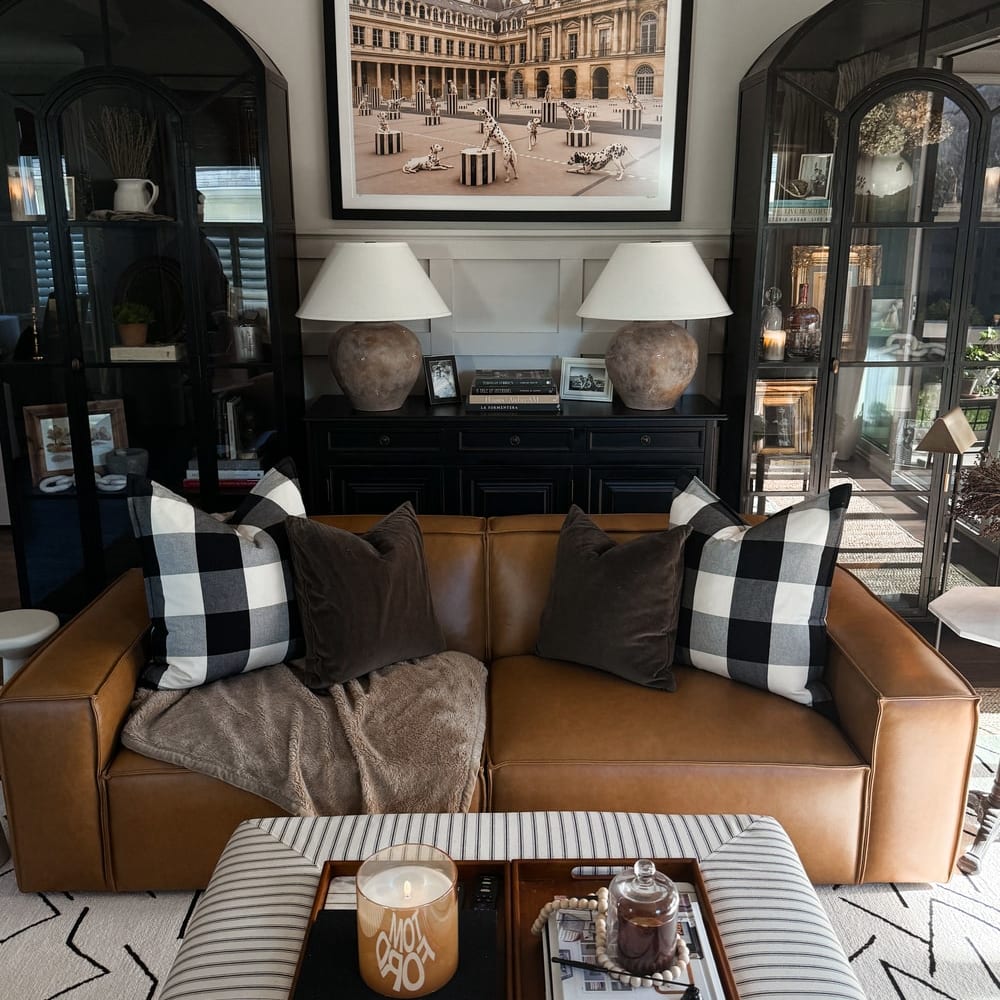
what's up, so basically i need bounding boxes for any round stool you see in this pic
[0,609,60,684]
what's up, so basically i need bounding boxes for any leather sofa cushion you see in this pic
[487,655,868,882]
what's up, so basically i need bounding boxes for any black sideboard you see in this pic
[304,394,726,516]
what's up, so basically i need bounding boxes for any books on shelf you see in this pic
[543,887,726,1000]
[188,457,263,471]
[109,343,187,362]
[465,401,561,413]
[767,198,831,223]
[182,478,261,491]
[184,468,265,481]
[474,368,556,384]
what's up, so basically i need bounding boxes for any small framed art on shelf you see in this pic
[423,355,460,405]
[560,357,614,402]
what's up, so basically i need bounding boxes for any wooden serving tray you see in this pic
[289,859,512,999]
[510,858,739,1000]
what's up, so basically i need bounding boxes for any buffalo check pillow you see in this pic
[127,458,306,690]
[669,476,851,708]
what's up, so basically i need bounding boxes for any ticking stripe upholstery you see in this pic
[160,813,865,1000]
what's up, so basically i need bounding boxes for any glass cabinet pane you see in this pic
[853,89,969,225]
[842,227,958,359]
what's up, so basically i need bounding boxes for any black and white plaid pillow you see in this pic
[669,476,851,708]
[128,459,306,690]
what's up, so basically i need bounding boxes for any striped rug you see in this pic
[1,719,998,999]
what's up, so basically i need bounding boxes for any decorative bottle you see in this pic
[785,283,821,360]
[760,286,786,361]
[605,859,679,977]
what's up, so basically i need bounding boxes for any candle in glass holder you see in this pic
[356,844,458,997]
[762,327,787,361]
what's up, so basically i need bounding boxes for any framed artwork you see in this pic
[797,153,833,199]
[560,357,613,402]
[756,380,815,455]
[322,0,693,222]
[423,355,460,405]
[23,399,128,486]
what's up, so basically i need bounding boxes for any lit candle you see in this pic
[357,845,459,997]
[986,166,1000,208]
[762,328,787,361]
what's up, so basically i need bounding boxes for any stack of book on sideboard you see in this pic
[465,368,560,413]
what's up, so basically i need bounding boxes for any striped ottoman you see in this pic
[622,108,642,130]
[375,131,402,155]
[159,813,866,1000]
[566,130,592,147]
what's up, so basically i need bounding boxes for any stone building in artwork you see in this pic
[347,0,669,101]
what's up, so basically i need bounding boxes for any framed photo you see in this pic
[423,355,460,405]
[797,153,833,199]
[322,0,693,222]
[560,357,614,402]
[23,399,128,486]
[756,379,814,455]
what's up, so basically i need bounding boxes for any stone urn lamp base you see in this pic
[329,320,422,412]
[604,320,699,410]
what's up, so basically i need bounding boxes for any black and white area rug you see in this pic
[1,717,999,999]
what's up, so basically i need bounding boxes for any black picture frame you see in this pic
[423,354,460,405]
[322,0,692,223]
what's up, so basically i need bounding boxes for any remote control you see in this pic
[469,874,501,911]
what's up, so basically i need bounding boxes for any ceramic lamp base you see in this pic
[330,321,422,411]
[605,320,698,410]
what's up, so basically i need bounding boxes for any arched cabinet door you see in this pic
[0,0,301,618]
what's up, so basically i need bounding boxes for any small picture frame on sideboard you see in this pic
[423,355,459,405]
[560,357,614,402]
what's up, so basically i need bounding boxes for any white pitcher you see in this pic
[113,178,159,213]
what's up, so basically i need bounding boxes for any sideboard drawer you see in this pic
[459,428,574,452]
[589,427,707,453]
[325,428,443,452]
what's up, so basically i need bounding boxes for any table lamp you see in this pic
[917,406,977,596]
[296,242,451,411]
[576,242,732,410]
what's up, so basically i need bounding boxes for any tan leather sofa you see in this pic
[0,513,979,892]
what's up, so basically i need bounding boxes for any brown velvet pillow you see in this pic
[286,502,446,687]
[535,505,692,690]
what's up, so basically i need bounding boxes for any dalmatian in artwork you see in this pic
[376,111,390,133]
[567,142,630,180]
[402,143,453,174]
[526,117,541,149]
[449,79,458,96]
[430,96,440,116]
[474,106,519,182]
[384,97,403,113]
[358,92,370,113]
[559,101,596,131]
[623,83,644,111]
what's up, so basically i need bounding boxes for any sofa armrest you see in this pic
[825,567,979,883]
[0,568,149,891]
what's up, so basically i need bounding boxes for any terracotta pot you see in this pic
[117,323,148,347]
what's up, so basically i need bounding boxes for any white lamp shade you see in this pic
[296,241,451,322]
[577,242,732,322]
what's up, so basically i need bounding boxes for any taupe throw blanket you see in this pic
[121,651,487,816]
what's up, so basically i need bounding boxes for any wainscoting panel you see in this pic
[297,234,730,400]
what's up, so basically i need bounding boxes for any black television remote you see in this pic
[468,874,501,911]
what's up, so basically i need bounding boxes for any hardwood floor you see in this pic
[0,528,995,686]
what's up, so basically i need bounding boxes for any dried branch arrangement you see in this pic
[859,91,954,156]
[955,451,1000,540]
[88,106,156,178]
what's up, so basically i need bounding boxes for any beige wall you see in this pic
[203,0,830,399]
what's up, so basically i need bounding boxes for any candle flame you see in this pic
[403,879,412,900]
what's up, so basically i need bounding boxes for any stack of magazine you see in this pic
[542,882,726,999]
[465,369,560,413]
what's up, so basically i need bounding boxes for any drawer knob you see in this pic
[378,434,391,447]
[640,434,652,446]
[509,434,521,446]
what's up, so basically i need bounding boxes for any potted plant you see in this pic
[113,301,154,347]
[963,329,1000,397]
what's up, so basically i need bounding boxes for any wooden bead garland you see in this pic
[531,885,691,990]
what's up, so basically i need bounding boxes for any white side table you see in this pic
[0,608,59,867]
[0,608,60,684]
[928,586,1000,875]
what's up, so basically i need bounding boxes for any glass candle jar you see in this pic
[356,844,458,997]
[605,859,679,977]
